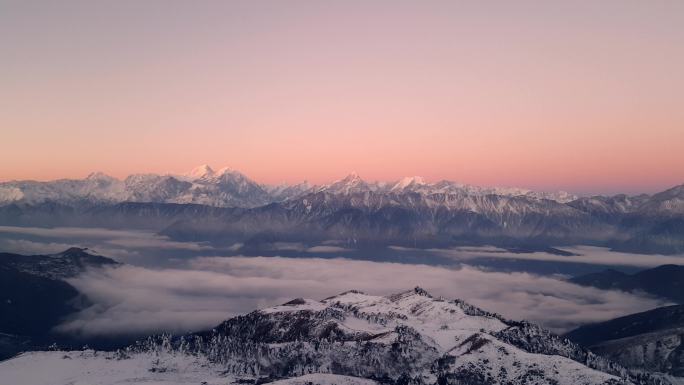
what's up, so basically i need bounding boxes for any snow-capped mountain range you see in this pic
[0,165,577,208]
[3,287,675,385]
[1,166,683,254]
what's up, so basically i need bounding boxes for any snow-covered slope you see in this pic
[0,350,231,385]
[267,373,379,385]
[264,181,314,201]
[0,350,381,385]
[590,328,684,377]
[566,305,684,377]
[639,185,684,215]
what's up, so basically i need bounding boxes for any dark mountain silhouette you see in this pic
[570,264,684,303]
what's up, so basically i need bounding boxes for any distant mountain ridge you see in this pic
[565,305,684,377]
[1,247,120,280]
[2,165,682,215]
[0,165,579,208]
[1,166,684,254]
[567,265,684,377]
[569,265,684,303]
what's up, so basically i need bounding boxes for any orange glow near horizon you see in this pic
[1,1,683,195]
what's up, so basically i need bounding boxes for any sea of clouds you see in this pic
[58,256,668,336]
[0,225,676,338]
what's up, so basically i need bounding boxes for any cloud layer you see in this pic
[59,256,668,337]
[0,225,213,263]
[390,245,684,268]
[2,225,677,338]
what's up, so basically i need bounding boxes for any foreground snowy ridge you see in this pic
[3,287,673,385]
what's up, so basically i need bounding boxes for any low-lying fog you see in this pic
[2,225,681,338]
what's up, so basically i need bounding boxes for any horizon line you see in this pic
[1,164,681,197]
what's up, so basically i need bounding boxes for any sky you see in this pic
[1,1,683,195]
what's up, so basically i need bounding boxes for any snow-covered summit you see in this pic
[317,172,380,195]
[390,176,427,192]
[185,164,216,180]
[253,287,508,353]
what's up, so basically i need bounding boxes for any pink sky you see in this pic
[1,1,683,194]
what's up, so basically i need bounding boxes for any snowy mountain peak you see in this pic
[341,172,362,183]
[327,289,366,298]
[216,166,237,176]
[391,176,426,191]
[186,164,215,179]
[319,172,371,194]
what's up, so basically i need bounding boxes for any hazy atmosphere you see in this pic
[1,2,683,385]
